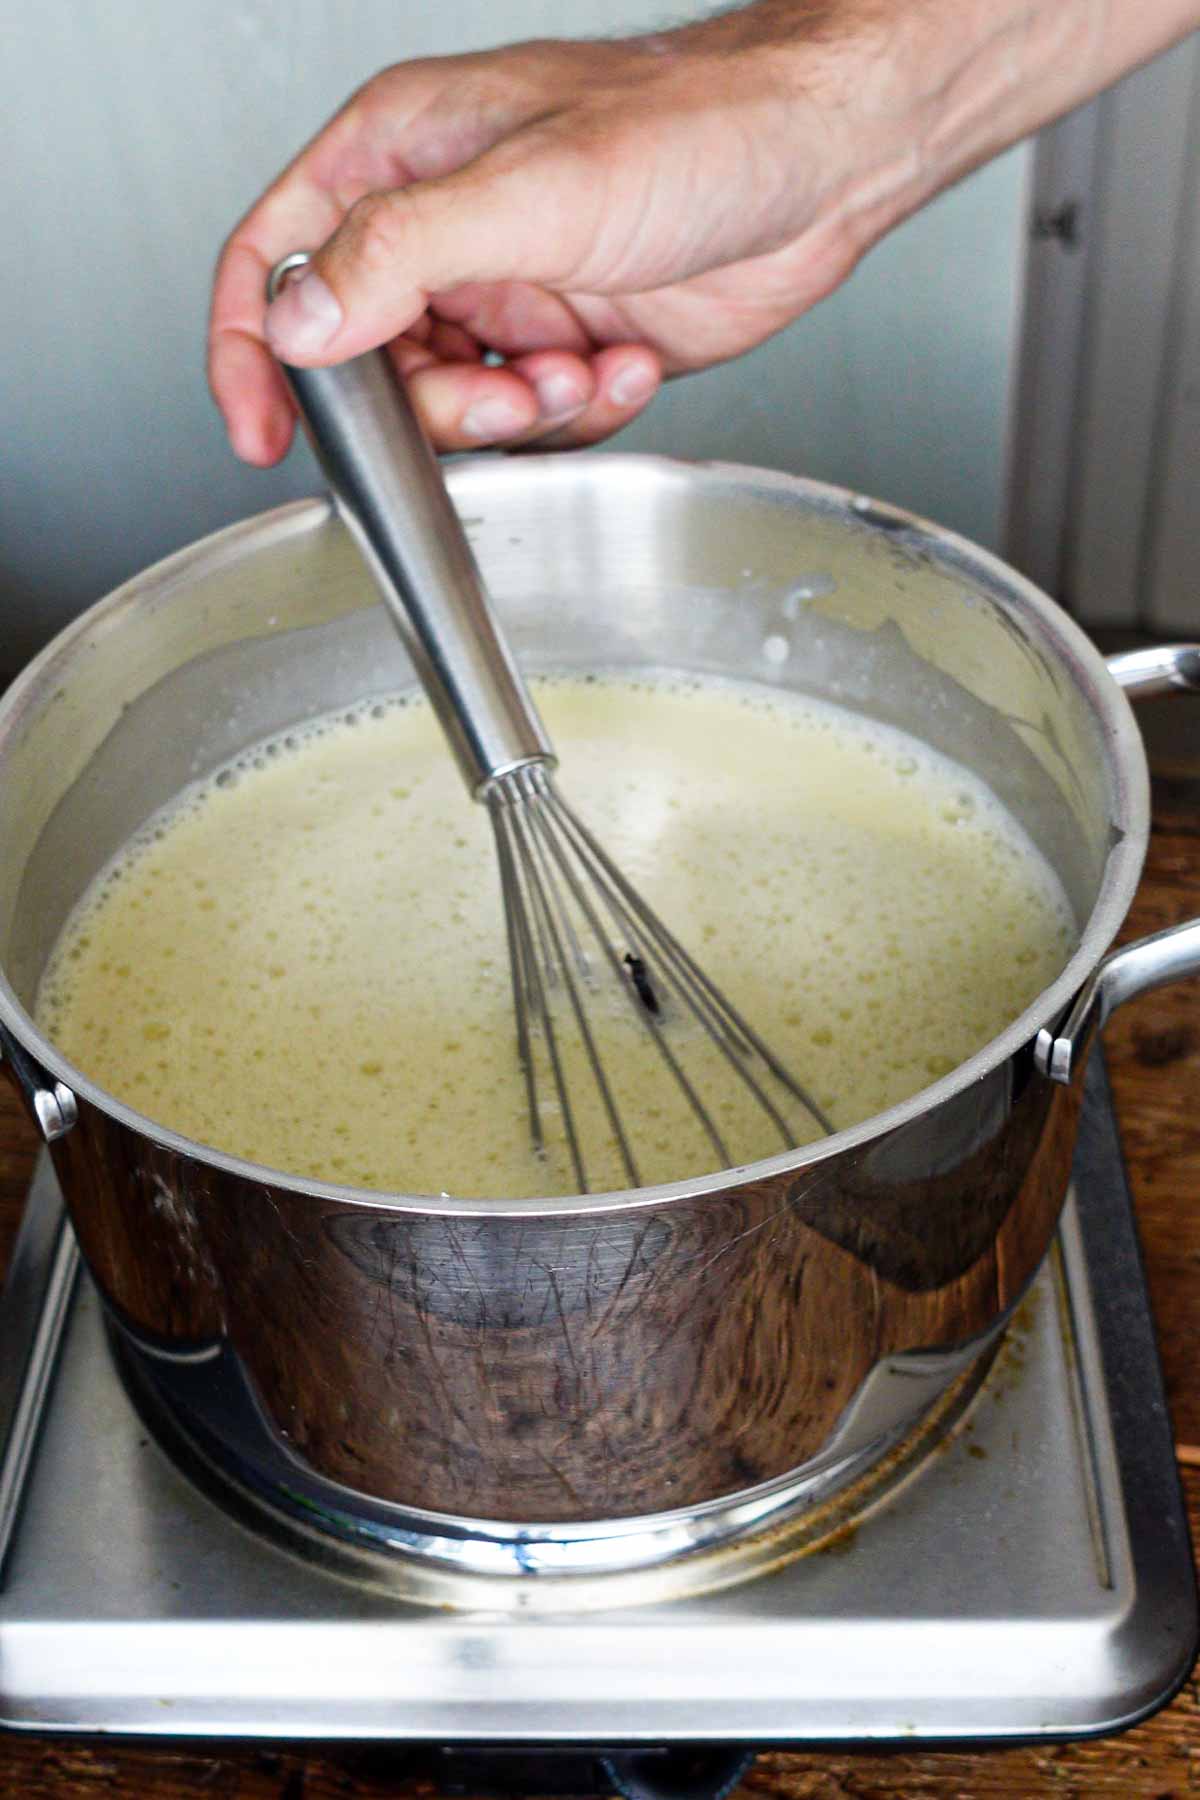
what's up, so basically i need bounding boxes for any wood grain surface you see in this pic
[0,781,1197,1799]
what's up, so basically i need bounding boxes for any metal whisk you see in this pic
[271,254,831,1192]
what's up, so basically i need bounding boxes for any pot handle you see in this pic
[0,1025,77,1142]
[1036,643,1200,1083]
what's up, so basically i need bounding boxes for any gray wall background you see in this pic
[3,2,1029,667]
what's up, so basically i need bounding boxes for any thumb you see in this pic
[263,142,587,366]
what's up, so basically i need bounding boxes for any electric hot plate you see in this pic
[0,1058,1193,1772]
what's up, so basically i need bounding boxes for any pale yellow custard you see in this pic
[36,675,1075,1197]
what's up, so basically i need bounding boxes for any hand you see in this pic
[208,22,884,466]
[209,1,1198,467]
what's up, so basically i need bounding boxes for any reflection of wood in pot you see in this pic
[36,675,1075,1198]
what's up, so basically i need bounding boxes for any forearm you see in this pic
[668,0,1200,250]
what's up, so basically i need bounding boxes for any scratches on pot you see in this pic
[585,1218,658,1341]
[682,1205,791,1288]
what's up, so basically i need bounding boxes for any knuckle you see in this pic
[341,190,416,273]
[357,65,401,104]
[353,60,426,108]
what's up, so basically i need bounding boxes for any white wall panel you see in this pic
[1142,46,1200,634]
[1059,36,1200,628]
[2,2,1027,665]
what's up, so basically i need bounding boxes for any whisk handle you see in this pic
[267,254,555,798]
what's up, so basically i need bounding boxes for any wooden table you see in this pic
[0,784,1197,1800]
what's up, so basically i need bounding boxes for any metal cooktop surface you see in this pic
[0,1059,1193,1748]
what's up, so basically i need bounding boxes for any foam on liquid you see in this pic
[36,676,1076,1197]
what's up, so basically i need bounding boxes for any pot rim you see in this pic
[0,453,1149,1218]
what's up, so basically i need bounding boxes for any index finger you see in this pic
[208,57,543,463]
[209,174,348,465]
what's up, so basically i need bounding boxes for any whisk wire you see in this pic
[547,789,744,1056]
[540,780,834,1138]
[490,807,543,1157]
[487,763,832,1194]
[512,787,642,1190]
[493,796,591,1190]
[523,776,733,1179]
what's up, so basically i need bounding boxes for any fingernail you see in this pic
[462,397,528,440]
[264,271,343,359]
[535,372,585,421]
[608,362,657,407]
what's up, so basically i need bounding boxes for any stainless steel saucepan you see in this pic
[0,455,1197,1584]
